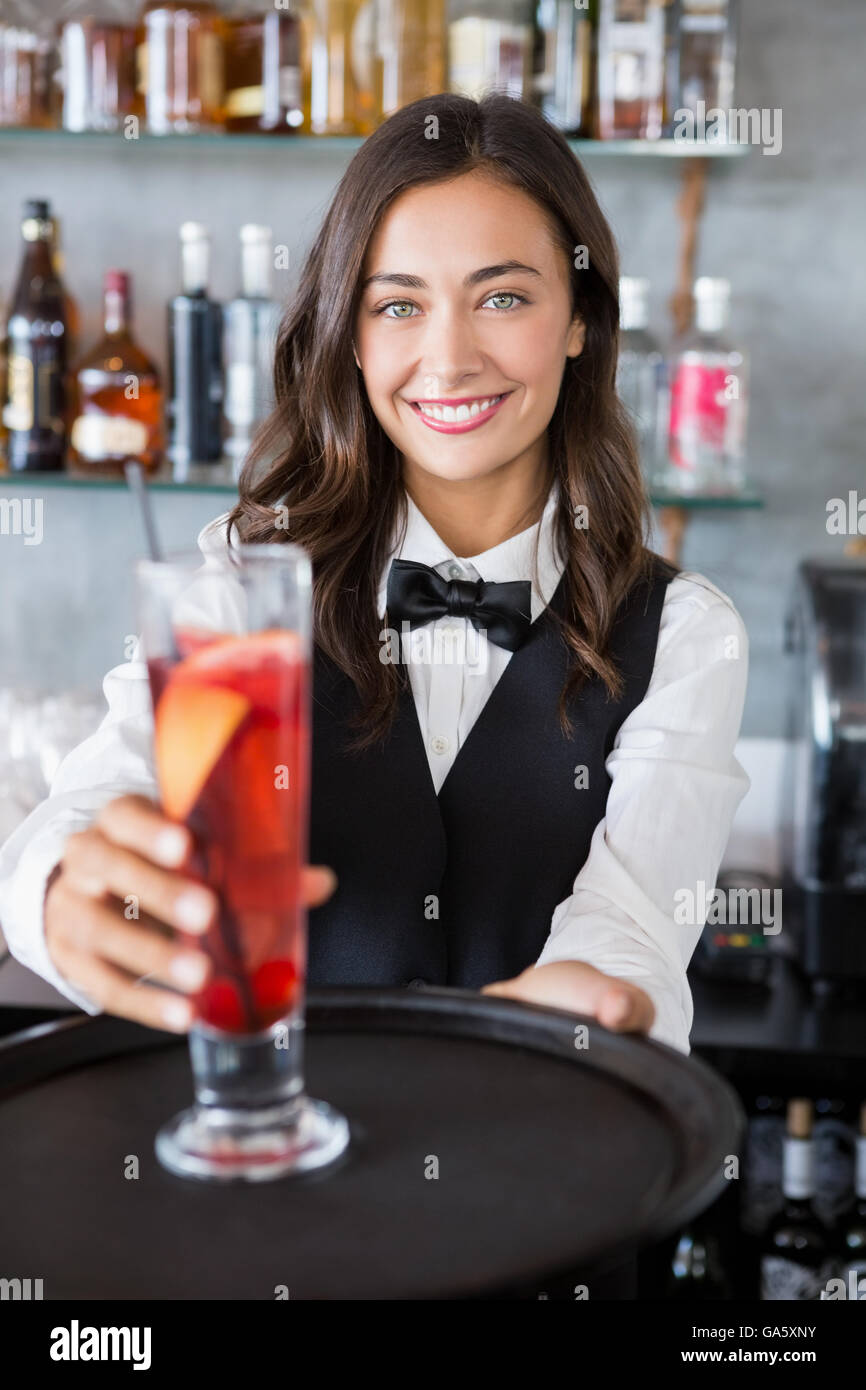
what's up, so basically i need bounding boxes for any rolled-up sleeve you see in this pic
[534,573,751,1055]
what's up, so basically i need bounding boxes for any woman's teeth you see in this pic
[416,394,504,422]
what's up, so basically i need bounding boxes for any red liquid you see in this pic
[147,627,309,1034]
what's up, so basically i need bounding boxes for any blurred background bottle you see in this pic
[167,221,224,476]
[596,0,668,140]
[531,0,596,137]
[135,1,226,134]
[760,1099,831,1300]
[835,1102,866,1299]
[223,0,303,133]
[58,5,137,134]
[1,199,68,473]
[378,0,447,119]
[448,0,534,102]
[0,0,57,129]
[223,224,281,478]
[69,270,164,477]
[616,275,666,485]
[304,0,377,135]
[665,275,747,494]
[669,0,737,121]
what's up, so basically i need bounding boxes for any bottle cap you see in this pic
[24,198,50,220]
[180,221,209,242]
[240,224,272,243]
[104,269,130,296]
[619,277,650,331]
[787,1097,813,1138]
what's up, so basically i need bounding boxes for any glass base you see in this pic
[155,1095,350,1183]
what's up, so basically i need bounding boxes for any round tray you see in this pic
[0,986,742,1300]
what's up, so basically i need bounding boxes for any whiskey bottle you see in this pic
[531,0,597,137]
[69,271,164,477]
[1,199,68,472]
[596,0,668,140]
[223,224,281,477]
[670,0,738,122]
[304,0,377,135]
[136,1,226,134]
[377,0,447,120]
[837,1102,866,1300]
[224,1,303,133]
[760,1098,831,1301]
[167,222,224,477]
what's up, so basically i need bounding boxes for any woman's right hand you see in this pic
[44,793,337,1033]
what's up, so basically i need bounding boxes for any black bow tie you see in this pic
[385,558,533,652]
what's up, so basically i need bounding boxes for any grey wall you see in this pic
[1,0,863,733]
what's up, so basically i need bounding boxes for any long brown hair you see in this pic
[227,91,677,750]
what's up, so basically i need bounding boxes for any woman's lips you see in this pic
[407,391,512,434]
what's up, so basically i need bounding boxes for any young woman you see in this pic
[0,92,749,1057]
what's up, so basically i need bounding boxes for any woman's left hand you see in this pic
[481,961,655,1035]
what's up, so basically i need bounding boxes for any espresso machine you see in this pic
[780,559,866,987]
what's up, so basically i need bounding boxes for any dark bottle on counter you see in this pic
[835,1101,866,1299]
[760,1098,830,1300]
[167,221,223,477]
[1,199,68,472]
[666,1225,732,1299]
[69,270,164,477]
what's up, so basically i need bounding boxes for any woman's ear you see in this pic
[566,317,586,359]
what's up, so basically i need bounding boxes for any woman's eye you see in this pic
[482,292,527,311]
[379,301,417,319]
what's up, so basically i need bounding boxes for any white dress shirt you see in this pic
[0,482,750,1055]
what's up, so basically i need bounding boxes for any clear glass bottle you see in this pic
[448,0,534,102]
[136,1,226,135]
[531,0,597,137]
[167,222,224,477]
[59,7,137,134]
[596,0,668,140]
[377,0,447,119]
[760,1099,831,1301]
[224,0,303,133]
[664,275,748,495]
[0,0,57,129]
[670,0,737,119]
[2,199,68,473]
[69,270,164,477]
[223,224,282,478]
[616,276,666,483]
[304,0,377,135]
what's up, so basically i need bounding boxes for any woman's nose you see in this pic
[417,310,485,393]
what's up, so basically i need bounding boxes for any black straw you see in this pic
[124,461,163,563]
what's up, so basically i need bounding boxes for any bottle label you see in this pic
[857,1136,866,1199]
[225,85,265,118]
[782,1138,815,1201]
[3,354,34,432]
[71,414,149,460]
[278,66,301,109]
[225,362,257,428]
[669,361,744,472]
[760,1256,827,1301]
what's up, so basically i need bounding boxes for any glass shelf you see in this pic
[0,469,765,507]
[0,128,750,158]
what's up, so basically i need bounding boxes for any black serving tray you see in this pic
[0,986,742,1300]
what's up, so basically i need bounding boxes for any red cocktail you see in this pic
[148,627,308,1034]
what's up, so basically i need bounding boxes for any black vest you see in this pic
[307,551,676,989]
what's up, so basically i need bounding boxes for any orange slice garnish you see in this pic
[155,682,251,822]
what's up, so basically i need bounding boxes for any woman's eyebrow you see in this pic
[361,261,543,291]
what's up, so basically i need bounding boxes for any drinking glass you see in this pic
[136,543,349,1181]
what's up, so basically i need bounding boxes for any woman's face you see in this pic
[354,170,585,489]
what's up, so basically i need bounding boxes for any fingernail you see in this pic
[154,826,188,865]
[162,997,192,1031]
[175,889,215,931]
[169,952,209,990]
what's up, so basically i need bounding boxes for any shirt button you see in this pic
[430,734,450,755]
[446,562,463,578]
[406,977,428,989]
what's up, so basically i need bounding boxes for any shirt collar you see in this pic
[377,477,564,622]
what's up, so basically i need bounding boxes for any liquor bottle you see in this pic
[449,0,535,102]
[48,214,81,367]
[664,276,747,495]
[531,0,597,137]
[223,225,281,476]
[135,1,226,134]
[305,0,377,135]
[669,0,737,123]
[377,0,447,119]
[1,199,68,473]
[666,1225,732,1299]
[167,222,224,477]
[69,271,164,477]
[616,276,666,483]
[760,1099,831,1301]
[0,1,57,129]
[595,0,668,140]
[59,12,137,134]
[836,1102,866,1300]
[224,0,303,133]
